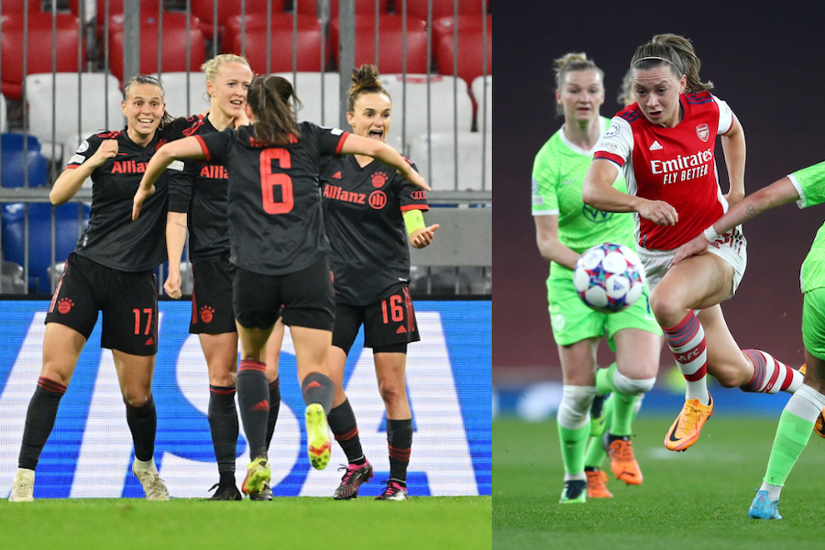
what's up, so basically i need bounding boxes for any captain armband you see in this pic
[403,209,426,236]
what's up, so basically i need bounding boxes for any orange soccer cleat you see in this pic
[664,393,714,452]
[585,468,613,498]
[606,436,643,485]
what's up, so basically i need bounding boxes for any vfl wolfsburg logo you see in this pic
[582,204,615,223]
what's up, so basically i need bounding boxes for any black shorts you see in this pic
[190,254,237,335]
[45,253,159,356]
[233,257,335,332]
[332,286,420,355]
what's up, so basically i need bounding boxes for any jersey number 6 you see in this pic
[260,148,294,214]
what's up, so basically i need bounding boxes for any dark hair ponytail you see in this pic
[347,64,391,114]
[247,75,303,144]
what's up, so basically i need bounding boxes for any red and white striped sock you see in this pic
[742,349,803,394]
[663,311,710,405]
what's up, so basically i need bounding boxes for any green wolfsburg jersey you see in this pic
[531,117,636,281]
[790,160,825,293]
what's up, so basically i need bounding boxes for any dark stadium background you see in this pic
[493,2,825,382]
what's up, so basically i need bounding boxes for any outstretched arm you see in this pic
[165,211,188,299]
[582,158,679,226]
[340,134,431,191]
[672,176,800,265]
[132,136,206,220]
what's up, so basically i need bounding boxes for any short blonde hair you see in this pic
[201,53,251,82]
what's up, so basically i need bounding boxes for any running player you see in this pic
[163,54,282,500]
[315,65,437,501]
[533,53,661,504]
[9,76,180,502]
[132,74,429,497]
[582,34,804,452]
[672,162,825,519]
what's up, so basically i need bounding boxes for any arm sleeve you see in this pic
[197,128,233,164]
[531,143,559,216]
[398,160,429,213]
[593,117,633,168]
[64,133,102,170]
[713,95,734,135]
[167,159,197,213]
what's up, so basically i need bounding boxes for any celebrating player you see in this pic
[533,53,661,503]
[9,76,179,502]
[672,162,825,519]
[132,74,429,497]
[163,54,282,500]
[582,34,804,452]
[317,64,437,501]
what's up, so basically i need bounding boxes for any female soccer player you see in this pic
[132,74,429,497]
[9,76,179,502]
[582,34,803,452]
[533,53,661,503]
[672,162,825,519]
[312,64,438,501]
[163,54,282,501]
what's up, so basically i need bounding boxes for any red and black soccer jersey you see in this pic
[167,114,231,261]
[195,121,349,276]
[321,154,428,306]
[65,124,184,272]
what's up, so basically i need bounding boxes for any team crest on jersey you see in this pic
[371,171,388,188]
[696,123,710,142]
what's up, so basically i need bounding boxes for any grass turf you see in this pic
[494,416,825,550]
[0,495,491,549]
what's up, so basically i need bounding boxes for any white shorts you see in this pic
[637,225,747,300]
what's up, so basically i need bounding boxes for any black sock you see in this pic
[265,378,281,449]
[237,360,269,460]
[18,377,67,470]
[328,399,365,465]
[125,394,157,462]
[300,372,334,415]
[387,418,413,486]
[208,385,238,476]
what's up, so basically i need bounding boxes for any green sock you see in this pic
[595,364,617,395]
[584,395,613,469]
[763,409,815,487]
[558,422,590,475]
[595,364,638,437]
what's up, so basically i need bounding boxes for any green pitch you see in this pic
[494,416,825,550]
[0,495,491,550]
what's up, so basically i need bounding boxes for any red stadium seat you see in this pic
[295,0,389,17]
[108,12,206,84]
[431,13,491,50]
[223,13,325,74]
[330,14,428,74]
[89,0,162,40]
[403,0,488,20]
[0,12,84,100]
[189,0,285,41]
[436,19,491,86]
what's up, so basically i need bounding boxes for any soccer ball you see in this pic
[573,243,644,313]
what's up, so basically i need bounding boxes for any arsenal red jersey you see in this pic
[594,92,734,250]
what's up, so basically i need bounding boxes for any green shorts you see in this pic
[547,276,662,350]
[802,287,825,360]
